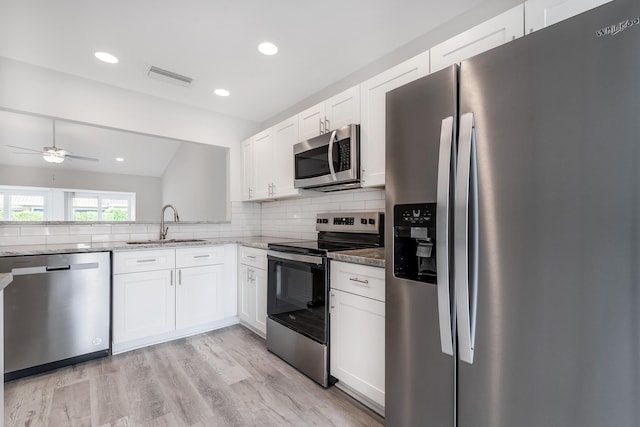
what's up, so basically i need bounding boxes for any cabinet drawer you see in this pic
[239,246,267,270]
[113,249,175,274]
[330,261,385,302]
[176,246,224,268]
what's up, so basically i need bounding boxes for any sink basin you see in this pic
[126,239,206,245]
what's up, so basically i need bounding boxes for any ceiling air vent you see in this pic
[147,66,193,87]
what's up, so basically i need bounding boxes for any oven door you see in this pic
[267,250,328,344]
[293,124,360,190]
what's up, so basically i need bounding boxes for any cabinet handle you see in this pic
[136,258,156,263]
[319,117,324,134]
[330,292,335,310]
[193,254,210,259]
[325,117,330,132]
[248,188,252,199]
[246,255,257,259]
[349,277,369,286]
[170,270,174,286]
[179,269,182,285]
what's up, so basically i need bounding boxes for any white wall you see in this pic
[0,57,259,202]
[161,142,229,221]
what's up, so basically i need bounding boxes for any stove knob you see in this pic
[322,218,329,224]
[316,218,322,224]
[368,218,375,225]
[361,218,367,225]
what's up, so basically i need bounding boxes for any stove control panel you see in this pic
[316,212,383,234]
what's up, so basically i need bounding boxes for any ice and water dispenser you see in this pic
[393,203,437,284]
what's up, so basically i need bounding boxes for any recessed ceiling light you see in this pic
[214,88,230,97]
[94,51,119,64]
[115,157,124,162]
[258,42,278,56]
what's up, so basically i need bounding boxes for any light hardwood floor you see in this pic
[5,325,384,427]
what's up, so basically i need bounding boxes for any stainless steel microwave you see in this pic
[293,124,360,191]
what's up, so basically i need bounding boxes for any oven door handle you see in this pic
[267,250,325,265]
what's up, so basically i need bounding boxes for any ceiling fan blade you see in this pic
[6,144,44,154]
[65,154,99,162]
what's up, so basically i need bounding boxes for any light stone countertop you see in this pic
[0,236,304,257]
[328,247,385,268]
[0,273,13,290]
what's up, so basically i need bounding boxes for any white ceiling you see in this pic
[0,0,485,124]
[0,110,182,176]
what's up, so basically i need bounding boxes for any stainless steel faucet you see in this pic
[160,204,180,240]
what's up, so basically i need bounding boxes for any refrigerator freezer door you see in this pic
[385,66,457,427]
[457,1,640,426]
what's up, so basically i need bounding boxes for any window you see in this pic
[0,187,49,221]
[67,192,134,221]
[0,186,135,222]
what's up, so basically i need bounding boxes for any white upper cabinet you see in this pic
[360,50,430,188]
[298,102,325,141]
[252,128,274,200]
[430,4,525,72]
[241,137,255,201]
[325,85,360,132]
[242,115,303,202]
[272,115,301,198]
[298,85,361,141]
[524,0,613,34]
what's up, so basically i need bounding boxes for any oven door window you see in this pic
[267,257,327,343]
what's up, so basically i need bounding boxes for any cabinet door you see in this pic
[430,4,524,72]
[360,51,430,187]
[272,115,301,197]
[298,102,325,141]
[238,264,256,326]
[252,128,274,199]
[241,138,255,200]
[253,267,268,335]
[113,269,175,343]
[325,85,361,131]
[524,0,613,34]
[330,289,385,408]
[175,264,223,329]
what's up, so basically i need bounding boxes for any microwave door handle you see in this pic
[327,130,338,181]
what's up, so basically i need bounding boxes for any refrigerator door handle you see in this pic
[455,112,479,365]
[436,116,455,356]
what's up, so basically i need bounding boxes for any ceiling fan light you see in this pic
[43,152,64,163]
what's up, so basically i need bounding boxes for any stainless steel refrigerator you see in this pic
[385,1,640,426]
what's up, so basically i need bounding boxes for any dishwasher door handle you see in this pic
[46,265,71,272]
[12,262,100,276]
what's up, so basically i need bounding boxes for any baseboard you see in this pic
[112,316,240,355]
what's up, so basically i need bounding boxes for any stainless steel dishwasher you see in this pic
[1,251,110,381]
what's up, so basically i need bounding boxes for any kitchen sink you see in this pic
[125,239,206,245]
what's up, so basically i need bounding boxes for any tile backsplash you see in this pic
[0,189,386,246]
[261,188,385,240]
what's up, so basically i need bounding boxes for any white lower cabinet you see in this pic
[330,261,385,414]
[238,246,268,336]
[175,264,224,329]
[112,245,238,354]
[114,269,176,343]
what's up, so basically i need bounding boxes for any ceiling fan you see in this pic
[7,120,99,164]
